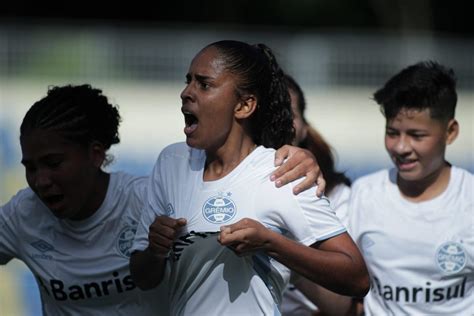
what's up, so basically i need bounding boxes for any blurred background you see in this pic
[1,1,473,315]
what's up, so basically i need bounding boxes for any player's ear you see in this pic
[235,95,257,119]
[89,141,106,168]
[446,119,459,145]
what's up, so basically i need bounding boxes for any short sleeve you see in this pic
[328,184,351,226]
[258,181,346,247]
[131,154,168,253]
[0,198,21,264]
[290,188,346,246]
[346,180,365,240]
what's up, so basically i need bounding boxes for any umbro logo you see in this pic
[31,240,55,253]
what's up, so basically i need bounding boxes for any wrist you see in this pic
[262,229,285,256]
[145,246,169,262]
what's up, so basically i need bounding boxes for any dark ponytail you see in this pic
[252,44,294,148]
[208,40,294,149]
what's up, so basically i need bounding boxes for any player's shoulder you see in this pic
[1,187,45,220]
[450,166,473,200]
[158,142,204,162]
[452,165,473,182]
[110,171,148,198]
[112,171,148,188]
[352,168,392,191]
[248,146,276,169]
[4,187,38,208]
[161,142,187,154]
[329,183,351,200]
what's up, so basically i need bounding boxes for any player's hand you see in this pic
[272,145,326,196]
[218,218,271,256]
[147,216,187,259]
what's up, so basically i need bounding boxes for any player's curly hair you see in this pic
[20,84,121,166]
[208,40,294,149]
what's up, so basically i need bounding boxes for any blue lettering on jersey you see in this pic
[42,271,136,301]
[202,193,236,224]
[436,241,466,274]
[372,276,467,303]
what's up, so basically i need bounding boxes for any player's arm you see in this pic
[272,145,326,196]
[218,218,369,297]
[293,275,360,316]
[130,216,186,290]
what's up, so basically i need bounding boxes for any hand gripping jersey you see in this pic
[347,167,473,315]
[0,172,168,316]
[133,142,346,316]
[281,183,351,316]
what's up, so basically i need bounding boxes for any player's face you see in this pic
[290,89,307,145]
[20,128,106,220]
[180,46,241,150]
[384,108,456,182]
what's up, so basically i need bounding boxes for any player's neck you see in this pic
[71,171,110,220]
[397,163,451,202]
[204,136,257,181]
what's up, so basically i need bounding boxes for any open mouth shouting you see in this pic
[41,194,66,214]
[182,109,198,136]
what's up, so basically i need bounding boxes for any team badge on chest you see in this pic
[436,241,467,274]
[116,218,138,258]
[202,192,237,224]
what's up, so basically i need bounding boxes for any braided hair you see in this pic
[20,84,121,166]
[207,40,294,149]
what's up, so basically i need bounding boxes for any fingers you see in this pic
[148,233,175,258]
[292,171,317,195]
[148,216,187,258]
[274,145,291,167]
[272,146,327,196]
[219,228,255,257]
[315,174,326,197]
[271,150,302,185]
[218,218,253,246]
[273,151,316,186]
[176,217,187,227]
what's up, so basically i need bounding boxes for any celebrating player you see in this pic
[130,40,369,315]
[0,84,321,314]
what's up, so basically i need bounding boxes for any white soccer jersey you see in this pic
[347,167,473,315]
[281,184,351,316]
[0,172,168,316]
[133,142,346,316]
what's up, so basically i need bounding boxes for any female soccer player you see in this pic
[346,61,473,315]
[0,84,319,314]
[281,74,355,316]
[130,40,369,315]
